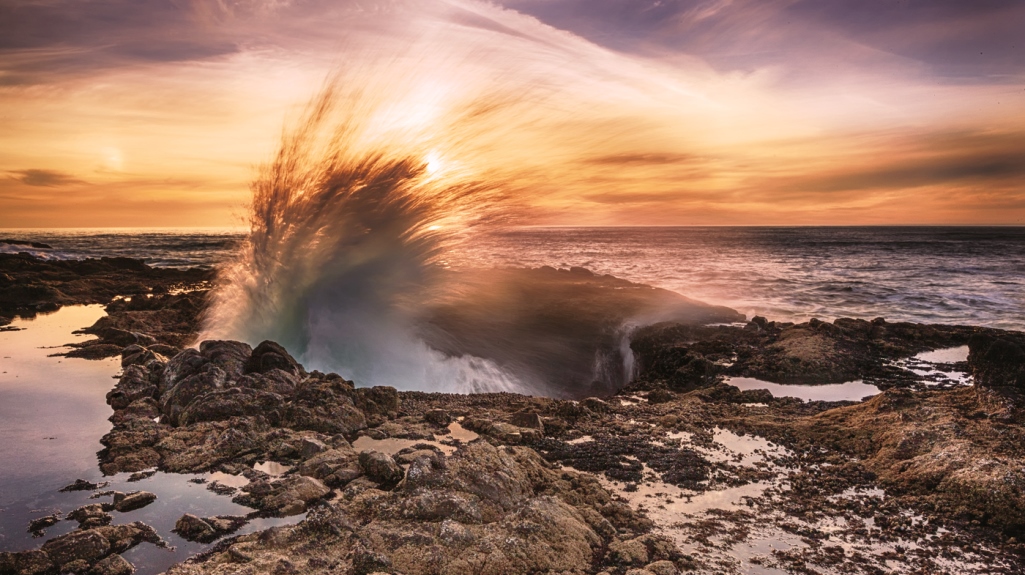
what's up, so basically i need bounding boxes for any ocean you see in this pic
[3,226,1024,331]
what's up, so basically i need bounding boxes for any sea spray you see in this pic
[201,77,535,394]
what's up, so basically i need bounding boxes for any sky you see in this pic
[1,0,1023,227]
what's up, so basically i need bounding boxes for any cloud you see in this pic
[9,169,85,187]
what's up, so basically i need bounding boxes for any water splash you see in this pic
[201,77,532,394]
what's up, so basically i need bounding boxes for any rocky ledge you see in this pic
[7,316,1025,574]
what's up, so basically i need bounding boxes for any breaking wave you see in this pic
[200,77,537,394]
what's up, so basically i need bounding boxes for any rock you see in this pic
[174,514,215,542]
[969,333,1025,390]
[581,397,610,413]
[161,364,228,425]
[27,513,61,535]
[424,409,452,426]
[645,560,679,575]
[358,450,404,486]
[106,365,158,410]
[199,340,253,379]
[510,411,544,430]
[0,549,53,575]
[259,476,331,513]
[738,388,773,403]
[297,447,363,487]
[176,387,285,426]
[42,529,111,566]
[68,504,113,528]
[353,386,400,416]
[89,553,134,575]
[246,341,303,376]
[113,491,156,512]
[299,437,328,459]
[646,389,676,404]
[59,479,107,492]
[610,537,649,567]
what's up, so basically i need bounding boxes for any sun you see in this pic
[425,151,443,175]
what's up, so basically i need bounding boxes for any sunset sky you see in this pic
[1,0,1023,227]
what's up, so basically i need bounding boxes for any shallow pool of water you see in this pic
[727,377,881,402]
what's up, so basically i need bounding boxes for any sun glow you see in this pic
[425,152,443,175]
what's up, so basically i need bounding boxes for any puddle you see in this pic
[915,345,969,364]
[253,461,292,477]
[727,377,880,402]
[0,306,303,573]
[352,421,480,457]
[890,346,972,387]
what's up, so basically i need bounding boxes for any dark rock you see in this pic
[424,409,452,426]
[106,365,158,410]
[69,504,113,528]
[113,491,156,512]
[27,513,61,536]
[297,448,363,487]
[299,437,328,459]
[738,388,773,403]
[358,450,404,486]
[646,389,676,404]
[969,333,1025,390]
[42,529,111,566]
[59,479,107,492]
[88,553,134,575]
[510,411,544,430]
[0,549,53,575]
[353,386,400,417]
[200,340,253,379]
[581,397,610,413]
[177,387,285,426]
[246,341,302,376]
[173,513,247,543]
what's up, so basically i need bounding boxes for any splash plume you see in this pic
[200,71,533,393]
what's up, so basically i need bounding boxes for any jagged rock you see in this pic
[89,553,134,575]
[161,364,228,425]
[358,451,404,486]
[353,386,400,417]
[424,409,452,426]
[299,437,328,459]
[0,549,53,575]
[59,479,107,492]
[510,411,544,430]
[68,504,113,528]
[256,476,331,514]
[42,529,111,566]
[173,514,248,543]
[199,340,253,380]
[106,365,158,409]
[645,561,680,575]
[970,333,1025,390]
[297,447,363,487]
[246,341,302,376]
[581,397,610,413]
[177,387,285,426]
[27,513,61,535]
[113,491,156,512]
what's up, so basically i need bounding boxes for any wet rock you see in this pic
[424,409,452,426]
[358,451,404,486]
[353,386,400,417]
[89,553,134,575]
[969,333,1025,390]
[113,491,156,512]
[581,397,610,413]
[255,476,331,514]
[297,447,362,487]
[646,388,676,404]
[246,341,303,376]
[283,377,367,435]
[68,504,113,528]
[177,387,285,426]
[41,529,111,566]
[0,549,53,575]
[59,479,108,492]
[161,364,228,425]
[27,513,61,536]
[510,411,544,430]
[645,560,680,575]
[173,514,247,543]
[106,365,158,410]
[199,340,253,379]
[299,437,328,459]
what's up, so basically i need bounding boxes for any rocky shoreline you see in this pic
[2,252,1025,574]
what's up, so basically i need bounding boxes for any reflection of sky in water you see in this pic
[0,306,299,574]
[728,377,880,402]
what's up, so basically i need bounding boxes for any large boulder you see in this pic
[245,341,303,376]
[41,529,111,567]
[199,340,253,380]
